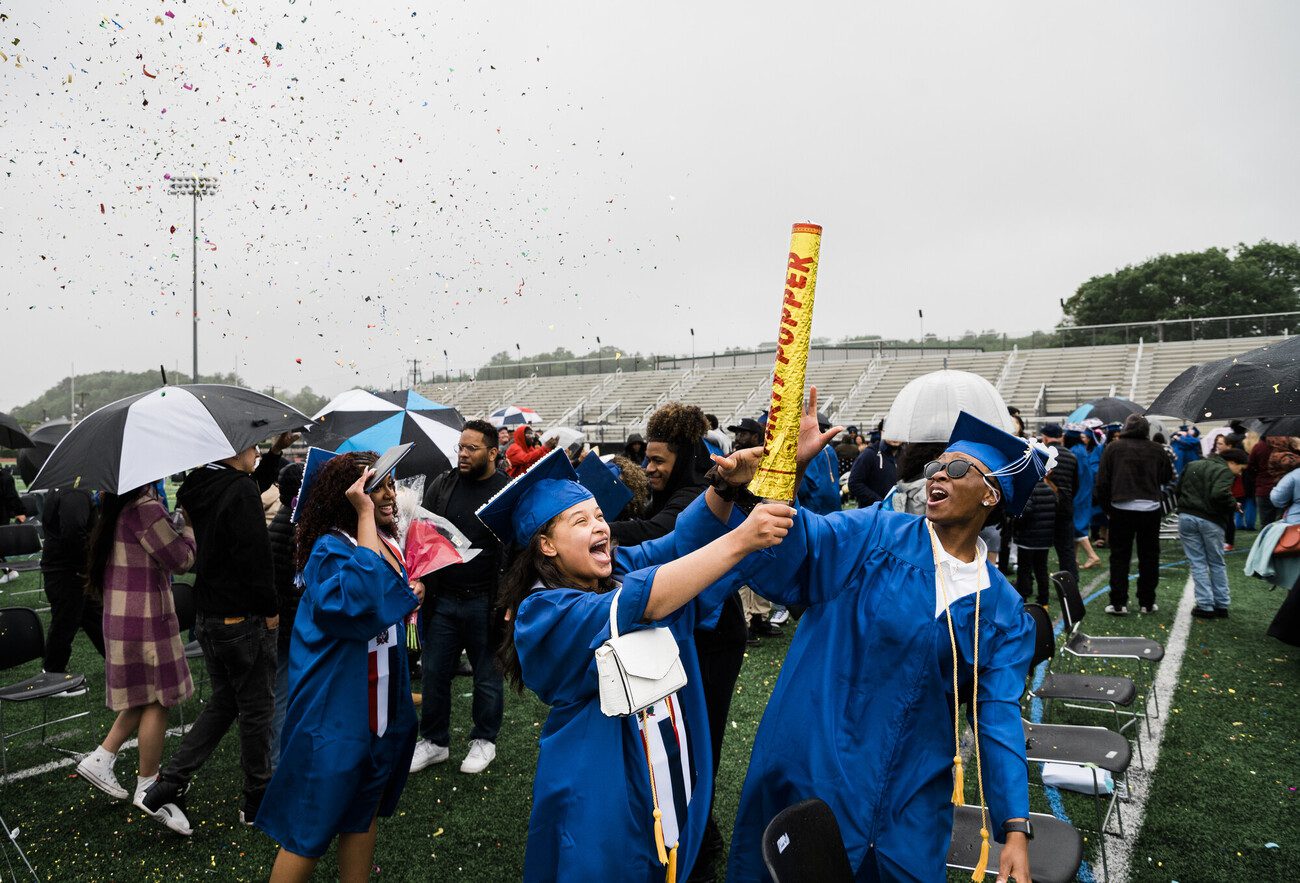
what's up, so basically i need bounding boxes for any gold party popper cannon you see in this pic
[748,222,823,502]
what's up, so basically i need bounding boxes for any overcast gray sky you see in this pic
[3,0,1298,410]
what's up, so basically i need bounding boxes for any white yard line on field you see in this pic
[2,724,190,785]
[1107,575,1196,883]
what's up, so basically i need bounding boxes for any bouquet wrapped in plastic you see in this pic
[393,477,482,649]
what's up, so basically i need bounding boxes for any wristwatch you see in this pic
[704,466,745,502]
[1003,819,1034,840]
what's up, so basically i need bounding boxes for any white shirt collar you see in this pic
[933,535,991,618]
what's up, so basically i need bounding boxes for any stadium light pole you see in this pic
[168,174,219,382]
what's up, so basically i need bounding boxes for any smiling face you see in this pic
[538,497,611,588]
[925,451,1000,527]
[368,472,397,529]
[644,441,677,493]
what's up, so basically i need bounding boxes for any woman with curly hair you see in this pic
[610,402,713,545]
[486,448,791,882]
[255,451,424,883]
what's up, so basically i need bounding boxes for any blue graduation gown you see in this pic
[515,494,744,882]
[727,505,1035,882]
[1070,441,1095,538]
[256,533,420,858]
[798,445,842,515]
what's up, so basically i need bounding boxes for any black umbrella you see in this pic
[311,389,464,480]
[1146,336,1300,420]
[1258,416,1300,438]
[31,385,312,492]
[1066,396,1144,425]
[0,411,33,449]
[17,418,72,485]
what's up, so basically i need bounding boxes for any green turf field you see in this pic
[1,537,1296,882]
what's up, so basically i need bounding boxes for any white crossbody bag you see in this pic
[595,588,687,717]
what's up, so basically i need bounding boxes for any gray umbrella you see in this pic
[0,411,33,449]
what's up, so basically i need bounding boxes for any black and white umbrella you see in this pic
[0,411,33,449]
[312,389,464,480]
[489,405,542,428]
[31,385,312,492]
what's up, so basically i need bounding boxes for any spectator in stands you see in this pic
[76,485,195,831]
[609,403,711,546]
[1179,447,1248,618]
[1015,477,1058,606]
[410,420,510,776]
[267,461,305,767]
[1250,435,1300,527]
[1213,433,1247,550]
[1039,423,1078,580]
[726,417,763,453]
[703,413,729,458]
[1171,426,1201,475]
[140,433,293,830]
[0,464,25,583]
[506,425,554,478]
[1096,414,1173,615]
[623,432,647,465]
[848,437,900,509]
[40,485,105,677]
[1065,426,1102,569]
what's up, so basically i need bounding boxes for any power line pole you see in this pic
[409,358,423,389]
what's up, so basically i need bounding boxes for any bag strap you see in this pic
[608,588,622,641]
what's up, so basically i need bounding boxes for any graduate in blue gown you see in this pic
[482,449,791,883]
[256,450,424,882]
[727,411,1047,883]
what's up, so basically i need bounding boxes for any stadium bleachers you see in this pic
[420,335,1286,442]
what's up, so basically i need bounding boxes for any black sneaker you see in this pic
[751,615,782,637]
[139,779,193,836]
[745,628,759,646]
[1191,607,1217,619]
[1214,607,1230,618]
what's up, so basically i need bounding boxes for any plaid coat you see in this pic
[101,496,197,711]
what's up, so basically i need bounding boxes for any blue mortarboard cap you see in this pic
[291,446,341,524]
[477,448,594,548]
[945,411,1051,516]
[576,453,634,520]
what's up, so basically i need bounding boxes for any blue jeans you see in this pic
[419,593,503,746]
[1179,514,1230,610]
[270,634,292,770]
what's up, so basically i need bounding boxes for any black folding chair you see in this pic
[947,806,1083,883]
[761,798,854,883]
[0,607,91,778]
[0,524,43,586]
[170,581,206,723]
[1054,570,1164,723]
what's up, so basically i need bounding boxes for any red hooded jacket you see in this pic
[505,425,549,478]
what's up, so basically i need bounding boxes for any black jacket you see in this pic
[0,468,20,523]
[1096,437,1174,509]
[267,506,300,633]
[175,453,284,617]
[848,445,898,509]
[1047,445,1078,510]
[610,438,710,546]
[1014,480,1058,550]
[40,487,97,573]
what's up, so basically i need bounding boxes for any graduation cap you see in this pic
[291,446,340,524]
[945,411,1055,516]
[477,448,594,548]
[576,452,634,520]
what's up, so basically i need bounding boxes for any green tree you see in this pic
[1061,240,1300,342]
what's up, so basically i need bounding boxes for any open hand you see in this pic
[711,446,765,487]
[346,469,376,516]
[736,502,795,553]
[270,431,300,455]
[797,386,843,471]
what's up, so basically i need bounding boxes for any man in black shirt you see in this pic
[40,486,105,675]
[410,419,510,775]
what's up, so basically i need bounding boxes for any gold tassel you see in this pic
[653,808,668,865]
[971,827,990,881]
[951,755,965,807]
[667,845,678,883]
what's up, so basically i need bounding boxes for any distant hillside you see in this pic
[6,370,329,427]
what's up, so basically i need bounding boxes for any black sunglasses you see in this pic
[923,459,991,482]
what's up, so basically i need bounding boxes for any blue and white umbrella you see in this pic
[312,389,464,479]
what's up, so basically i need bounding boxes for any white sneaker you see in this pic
[76,749,128,800]
[769,606,790,625]
[460,739,496,774]
[1104,605,1128,616]
[409,739,449,773]
[0,570,19,584]
[1140,604,1159,614]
